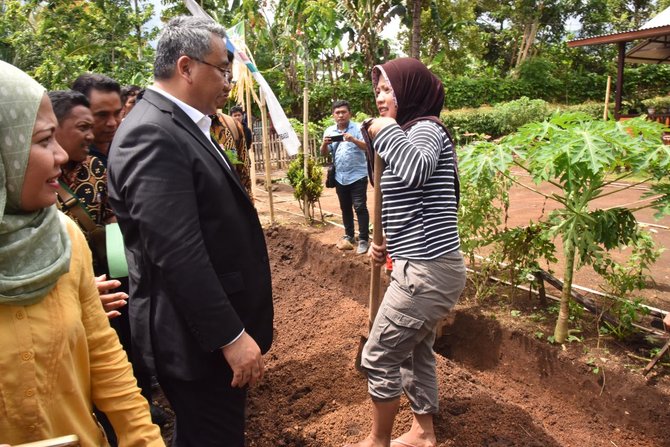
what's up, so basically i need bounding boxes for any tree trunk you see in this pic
[517,21,539,68]
[410,0,422,59]
[554,240,576,343]
[133,0,142,60]
[514,23,529,69]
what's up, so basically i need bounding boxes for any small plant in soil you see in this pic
[286,154,324,221]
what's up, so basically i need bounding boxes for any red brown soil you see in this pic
[238,226,670,447]
[154,173,670,446]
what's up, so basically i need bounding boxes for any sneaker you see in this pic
[336,236,354,250]
[356,240,369,255]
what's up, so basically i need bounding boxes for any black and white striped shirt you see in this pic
[375,120,460,260]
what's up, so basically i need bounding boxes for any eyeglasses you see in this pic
[192,58,233,82]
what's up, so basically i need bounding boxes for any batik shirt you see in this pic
[57,155,114,228]
[210,113,253,201]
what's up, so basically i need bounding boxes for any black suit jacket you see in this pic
[108,89,273,381]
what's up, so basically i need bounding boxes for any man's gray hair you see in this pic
[154,16,228,80]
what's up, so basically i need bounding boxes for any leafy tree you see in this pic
[337,0,405,75]
[0,0,156,88]
[405,0,484,76]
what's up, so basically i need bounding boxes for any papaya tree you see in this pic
[461,112,670,343]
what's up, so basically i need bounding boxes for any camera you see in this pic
[329,134,344,142]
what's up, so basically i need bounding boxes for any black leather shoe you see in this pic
[150,403,169,427]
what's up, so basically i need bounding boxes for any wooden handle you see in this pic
[643,338,670,376]
[369,153,384,330]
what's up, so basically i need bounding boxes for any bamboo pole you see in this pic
[260,88,274,224]
[303,86,310,221]
[246,79,256,199]
[369,154,384,329]
[615,42,625,119]
[604,75,611,121]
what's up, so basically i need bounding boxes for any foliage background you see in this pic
[2,0,670,119]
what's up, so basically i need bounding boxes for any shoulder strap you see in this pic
[220,114,241,146]
[56,181,99,234]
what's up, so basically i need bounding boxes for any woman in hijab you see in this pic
[0,61,164,446]
[347,58,466,447]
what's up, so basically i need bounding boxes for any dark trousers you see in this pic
[159,369,247,447]
[336,177,369,241]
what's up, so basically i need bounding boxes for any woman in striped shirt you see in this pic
[347,58,466,447]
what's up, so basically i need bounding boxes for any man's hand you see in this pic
[321,136,333,156]
[222,332,264,388]
[344,132,368,151]
[368,238,387,266]
[95,274,128,319]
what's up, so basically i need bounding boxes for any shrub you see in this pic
[442,99,615,142]
[286,154,324,221]
[494,97,549,136]
[442,97,549,141]
[554,102,609,120]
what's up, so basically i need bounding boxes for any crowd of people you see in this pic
[0,13,472,447]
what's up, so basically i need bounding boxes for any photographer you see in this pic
[321,100,369,254]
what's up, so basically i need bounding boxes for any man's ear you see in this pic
[176,56,194,83]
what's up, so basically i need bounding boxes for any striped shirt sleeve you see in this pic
[373,120,460,260]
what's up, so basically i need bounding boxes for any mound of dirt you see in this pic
[156,224,670,446]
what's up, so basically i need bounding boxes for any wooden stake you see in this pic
[260,88,274,224]
[246,80,256,199]
[643,338,670,376]
[303,86,310,221]
[604,75,611,121]
[369,153,384,329]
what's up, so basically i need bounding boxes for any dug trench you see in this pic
[158,225,670,446]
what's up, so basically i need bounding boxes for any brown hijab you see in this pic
[372,57,445,128]
[370,58,459,204]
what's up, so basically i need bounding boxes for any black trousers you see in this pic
[96,278,153,446]
[159,368,247,447]
[336,176,370,241]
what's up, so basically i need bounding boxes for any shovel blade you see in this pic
[354,335,368,376]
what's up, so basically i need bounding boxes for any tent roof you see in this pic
[568,7,670,64]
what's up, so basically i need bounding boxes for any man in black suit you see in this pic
[107,16,273,446]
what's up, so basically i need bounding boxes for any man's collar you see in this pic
[147,85,207,125]
[336,121,351,131]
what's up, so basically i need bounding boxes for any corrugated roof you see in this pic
[568,6,670,48]
[641,6,670,29]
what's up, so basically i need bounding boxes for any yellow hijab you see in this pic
[0,61,71,305]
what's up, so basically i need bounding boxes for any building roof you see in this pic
[568,6,670,64]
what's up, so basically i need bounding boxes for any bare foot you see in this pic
[391,433,436,447]
[344,436,388,447]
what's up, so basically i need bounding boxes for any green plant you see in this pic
[286,154,324,221]
[586,357,600,374]
[223,150,241,165]
[442,97,550,142]
[642,96,670,111]
[493,223,557,295]
[493,97,549,136]
[466,112,670,343]
[457,141,512,300]
[600,298,650,340]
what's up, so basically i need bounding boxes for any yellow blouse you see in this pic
[0,214,164,446]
